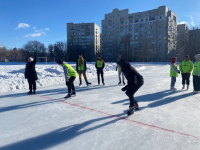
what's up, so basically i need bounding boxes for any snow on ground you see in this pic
[0,62,145,93]
[0,63,200,150]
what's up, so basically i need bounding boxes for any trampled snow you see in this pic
[0,62,200,150]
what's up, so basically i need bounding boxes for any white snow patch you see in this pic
[0,62,145,93]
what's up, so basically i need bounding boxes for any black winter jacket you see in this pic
[121,62,143,87]
[25,53,38,82]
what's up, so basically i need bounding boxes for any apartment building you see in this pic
[101,6,178,61]
[177,24,189,60]
[67,22,100,58]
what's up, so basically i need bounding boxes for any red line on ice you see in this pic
[36,94,200,140]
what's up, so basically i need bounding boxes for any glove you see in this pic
[178,71,180,74]
[187,73,190,77]
[121,85,128,92]
[116,67,118,71]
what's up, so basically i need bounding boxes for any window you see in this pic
[159,40,161,42]
[159,26,162,28]
[159,35,161,38]
[141,19,144,22]
[135,28,139,31]
[146,18,148,22]
[159,31,161,34]
[160,16,162,19]
[141,28,144,30]
[134,19,139,23]
[134,32,139,35]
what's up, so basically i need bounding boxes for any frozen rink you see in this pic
[0,63,200,150]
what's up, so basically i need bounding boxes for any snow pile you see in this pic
[0,62,145,93]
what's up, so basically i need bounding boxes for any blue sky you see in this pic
[0,0,200,49]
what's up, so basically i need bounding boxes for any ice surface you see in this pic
[0,63,200,150]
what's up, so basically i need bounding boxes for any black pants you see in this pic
[97,70,104,84]
[193,75,200,91]
[126,79,144,107]
[67,77,76,94]
[181,73,190,85]
[28,80,36,92]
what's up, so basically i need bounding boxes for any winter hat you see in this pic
[56,59,63,65]
[117,59,125,68]
[28,57,33,62]
[171,57,177,64]
[194,54,200,60]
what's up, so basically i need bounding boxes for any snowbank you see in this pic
[0,62,145,93]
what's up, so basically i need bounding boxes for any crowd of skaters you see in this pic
[24,51,200,115]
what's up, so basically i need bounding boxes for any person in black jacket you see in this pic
[76,54,91,86]
[25,51,38,94]
[117,59,144,115]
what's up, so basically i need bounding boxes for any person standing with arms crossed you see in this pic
[76,54,91,87]
[95,55,105,85]
[179,55,193,90]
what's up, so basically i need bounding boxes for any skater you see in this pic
[57,59,77,99]
[170,57,180,91]
[179,55,193,90]
[95,55,105,85]
[192,54,200,94]
[76,54,91,87]
[117,59,144,115]
[116,54,125,85]
[25,50,38,94]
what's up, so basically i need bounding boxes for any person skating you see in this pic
[179,55,193,90]
[76,54,91,87]
[116,54,125,85]
[170,57,180,91]
[117,59,144,115]
[25,50,38,94]
[57,59,77,99]
[192,54,200,94]
[95,55,105,85]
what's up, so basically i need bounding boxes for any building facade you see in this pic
[67,22,100,61]
[101,6,178,61]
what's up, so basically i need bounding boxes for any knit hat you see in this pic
[117,59,125,68]
[194,54,200,60]
[171,57,177,64]
[28,57,33,62]
[56,59,63,64]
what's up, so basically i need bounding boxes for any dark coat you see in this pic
[25,53,38,82]
[122,62,144,87]
[76,58,87,71]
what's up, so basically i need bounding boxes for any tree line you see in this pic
[1,27,200,62]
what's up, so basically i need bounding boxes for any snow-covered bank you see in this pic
[0,62,146,93]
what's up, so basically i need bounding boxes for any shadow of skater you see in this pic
[0,112,127,150]
[139,92,194,110]
[111,90,182,105]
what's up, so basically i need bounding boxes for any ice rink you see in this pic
[0,63,200,150]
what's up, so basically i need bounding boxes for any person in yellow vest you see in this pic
[76,54,91,87]
[192,54,200,94]
[57,59,77,99]
[170,57,180,91]
[116,54,125,85]
[95,55,105,85]
[179,55,193,90]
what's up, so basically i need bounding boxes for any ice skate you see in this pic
[127,106,135,116]
[187,85,189,90]
[64,93,71,99]
[87,82,91,87]
[182,85,185,90]
[123,81,126,85]
[33,90,36,94]
[27,91,32,94]
[71,91,76,96]
[118,81,121,85]
[103,83,105,86]
[170,87,177,91]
